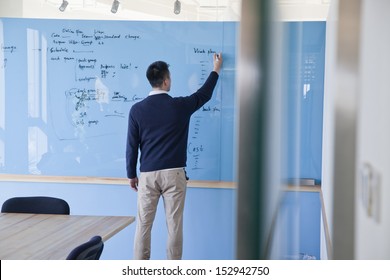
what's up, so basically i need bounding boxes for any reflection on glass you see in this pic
[0,20,5,130]
[0,139,4,170]
[28,126,48,174]
[41,34,48,123]
[27,28,41,119]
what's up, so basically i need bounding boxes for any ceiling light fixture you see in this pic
[111,0,120,14]
[174,0,181,15]
[59,0,68,12]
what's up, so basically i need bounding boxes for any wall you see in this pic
[278,0,330,21]
[322,0,390,259]
[355,0,390,259]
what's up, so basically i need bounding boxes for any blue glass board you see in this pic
[0,18,237,181]
[283,21,325,184]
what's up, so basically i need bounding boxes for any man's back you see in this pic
[126,71,220,178]
[130,93,194,173]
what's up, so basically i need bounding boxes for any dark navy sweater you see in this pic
[126,71,219,179]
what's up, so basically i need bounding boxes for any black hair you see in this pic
[146,61,170,88]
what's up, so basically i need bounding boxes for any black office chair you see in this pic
[66,236,104,260]
[1,196,70,215]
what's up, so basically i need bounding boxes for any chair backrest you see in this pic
[1,196,70,215]
[66,236,104,260]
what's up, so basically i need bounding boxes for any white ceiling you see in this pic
[35,0,242,21]
[0,0,331,21]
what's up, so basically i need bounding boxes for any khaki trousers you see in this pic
[133,168,187,260]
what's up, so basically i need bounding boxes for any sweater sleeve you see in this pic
[187,71,219,112]
[126,109,139,179]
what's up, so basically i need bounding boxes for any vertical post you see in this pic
[332,0,361,259]
[236,0,281,259]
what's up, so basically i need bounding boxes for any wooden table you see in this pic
[0,213,135,260]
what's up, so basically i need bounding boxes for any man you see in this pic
[126,53,223,260]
